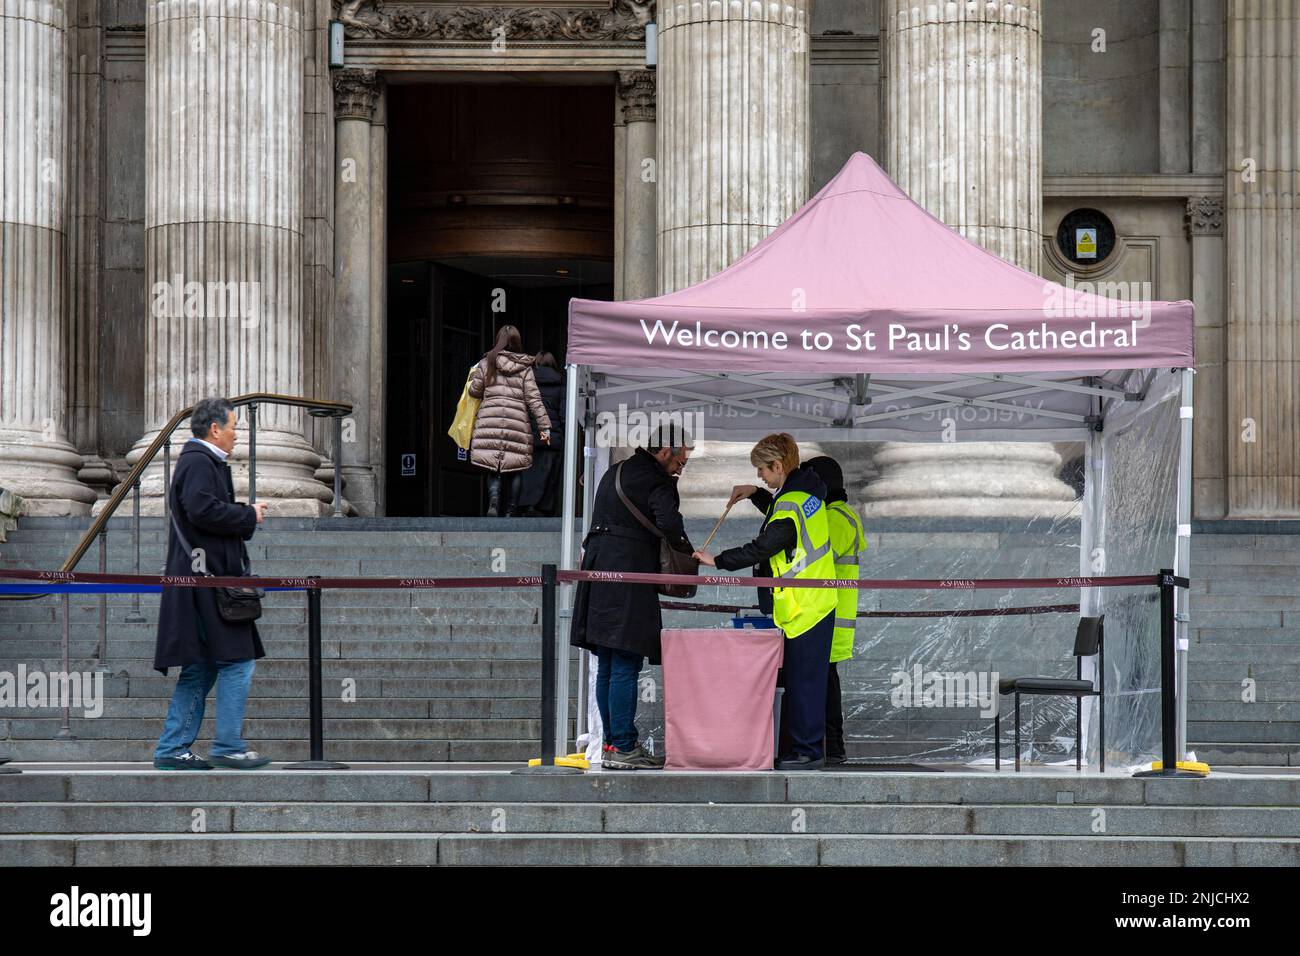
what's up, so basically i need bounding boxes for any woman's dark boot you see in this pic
[485,474,502,517]
[503,473,521,517]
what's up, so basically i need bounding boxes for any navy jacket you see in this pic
[153,441,263,673]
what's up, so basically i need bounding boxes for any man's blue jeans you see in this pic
[594,646,643,752]
[155,659,256,759]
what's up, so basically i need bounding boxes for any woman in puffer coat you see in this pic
[468,325,551,517]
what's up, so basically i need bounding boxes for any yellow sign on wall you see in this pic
[1076,228,1098,259]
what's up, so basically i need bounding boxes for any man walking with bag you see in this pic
[153,397,270,770]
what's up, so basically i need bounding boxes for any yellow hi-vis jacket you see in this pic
[826,500,865,662]
[766,490,837,639]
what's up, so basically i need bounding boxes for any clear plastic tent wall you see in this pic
[565,367,1183,769]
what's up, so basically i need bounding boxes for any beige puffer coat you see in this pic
[468,351,550,473]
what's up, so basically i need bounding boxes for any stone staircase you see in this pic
[2,766,1297,865]
[0,518,571,762]
[1186,525,1300,767]
[0,516,1296,766]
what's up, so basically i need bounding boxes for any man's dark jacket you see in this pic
[569,448,692,664]
[153,441,264,673]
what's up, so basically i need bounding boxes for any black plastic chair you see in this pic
[994,615,1105,772]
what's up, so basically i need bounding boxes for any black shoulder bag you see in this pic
[169,486,265,624]
[614,461,699,599]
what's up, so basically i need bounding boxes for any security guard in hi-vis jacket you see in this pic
[803,455,865,766]
[694,433,837,770]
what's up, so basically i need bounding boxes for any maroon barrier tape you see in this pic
[567,569,1160,590]
[0,567,1162,592]
[0,568,544,590]
[660,600,1083,618]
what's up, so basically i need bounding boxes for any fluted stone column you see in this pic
[871,0,1075,518]
[658,0,813,514]
[0,0,96,515]
[330,68,380,516]
[1225,1,1300,517]
[657,0,809,291]
[127,0,332,515]
[618,69,657,301]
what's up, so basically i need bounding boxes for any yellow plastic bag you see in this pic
[447,365,480,450]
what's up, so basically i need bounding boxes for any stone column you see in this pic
[368,81,388,515]
[1225,1,1300,517]
[69,0,113,494]
[129,0,332,514]
[871,0,1076,519]
[329,68,380,516]
[0,0,97,514]
[1186,196,1226,517]
[658,0,812,514]
[618,69,657,301]
[657,0,810,291]
[303,0,337,489]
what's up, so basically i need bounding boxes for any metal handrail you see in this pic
[2,392,352,601]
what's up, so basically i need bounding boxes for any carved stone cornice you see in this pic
[617,69,655,123]
[332,68,380,120]
[334,1,653,42]
[1185,196,1225,237]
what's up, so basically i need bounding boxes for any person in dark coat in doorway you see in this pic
[153,397,270,770]
[515,352,565,516]
[570,430,693,769]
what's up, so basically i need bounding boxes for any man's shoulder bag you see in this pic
[169,484,265,624]
[614,461,699,599]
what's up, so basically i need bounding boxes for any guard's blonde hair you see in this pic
[750,433,799,475]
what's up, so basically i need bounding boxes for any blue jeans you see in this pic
[595,647,643,752]
[155,659,256,759]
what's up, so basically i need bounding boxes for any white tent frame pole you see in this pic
[555,363,583,758]
[1175,367,1194,762]
[574,367,596,743]
[1080,420,1105,766]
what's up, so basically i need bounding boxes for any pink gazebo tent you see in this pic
[554,152,1196,770]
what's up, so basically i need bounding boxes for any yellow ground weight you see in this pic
[1150,759,1211,774]
[527,754,589,770]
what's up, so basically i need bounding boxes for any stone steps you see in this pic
[5,518,1299,766]
[6,800,1300,837]
[13,832,1298,866]
[2,768,1297,866]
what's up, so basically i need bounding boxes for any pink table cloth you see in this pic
[661,627,785,771]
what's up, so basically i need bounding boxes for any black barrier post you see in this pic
[286,585,349,770]
[513,563,582,775]
[1134,569,1201,778]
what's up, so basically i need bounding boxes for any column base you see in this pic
[861,442,1081,519]
[0,431,97,516]
[78,455,118,497]
[339,466,378,517]
[676,438,834,519]
[107,424,340,516]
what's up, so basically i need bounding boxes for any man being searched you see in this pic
[570,429,693,770]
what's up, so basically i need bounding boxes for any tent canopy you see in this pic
[566,152,1193,442]
[556,153,1197,768]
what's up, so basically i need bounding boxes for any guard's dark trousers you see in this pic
[779,610,834,760]
[825,661,846,761]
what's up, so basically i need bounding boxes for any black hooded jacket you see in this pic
[714,464,829,572]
